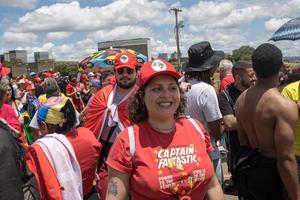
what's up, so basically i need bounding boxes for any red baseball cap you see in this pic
[139,58,181,86]
[25,85,35,91]
[114,53,137,70]
[0,63,11,77]
[43,72,52,78]
[24,80,32,87]
[81,73,89,81]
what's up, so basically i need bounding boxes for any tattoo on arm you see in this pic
[108,180,118,197]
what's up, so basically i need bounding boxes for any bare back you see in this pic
[236,85,298,158]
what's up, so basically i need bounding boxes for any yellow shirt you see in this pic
[281,81,300,156]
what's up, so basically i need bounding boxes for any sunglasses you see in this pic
[116,68,135,75]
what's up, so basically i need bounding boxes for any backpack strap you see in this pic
[221,89,234,108]
[187,118,205,140]
[127,126,135,165]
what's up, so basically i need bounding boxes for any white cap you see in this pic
[88,72,94,77]
[30,72,37,76]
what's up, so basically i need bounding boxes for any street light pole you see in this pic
[170,7,182,69]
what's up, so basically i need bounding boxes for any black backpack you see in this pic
[1,121,40,200]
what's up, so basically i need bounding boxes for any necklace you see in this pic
[149,122,176,133]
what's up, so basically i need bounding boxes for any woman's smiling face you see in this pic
[144,74,180,121]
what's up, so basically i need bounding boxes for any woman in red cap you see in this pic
[106,59,224,200]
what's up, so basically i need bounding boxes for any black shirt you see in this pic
[0,123,24,200]
[218,83,242,116]
[218,83,243,170]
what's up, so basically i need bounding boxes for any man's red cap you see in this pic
[43,72,52,78]
[24,80,32,87]
[114,53,137,70]
[139,58,181,86]
[25,85,35,91]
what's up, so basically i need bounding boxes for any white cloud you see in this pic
[2,0,300,62]
[32,42,55,52]
[87,25,152,41]
[2,32,37,44]
[264,18,290,32]
[178,30,249,54]
[269,40,300,57]
[55,0,76,2]
[150,39,177,57]
[184,1,234,29]
[185,1,265,31]
[10,0,172,33]
[52,38,96,61]
[46,32,72,41]
[0,0,37,9]
[220,6,264,28]
[265,0,300,17]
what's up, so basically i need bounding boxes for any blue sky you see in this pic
[0,0,300,62]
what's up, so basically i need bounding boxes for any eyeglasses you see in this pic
[116,68,134,75]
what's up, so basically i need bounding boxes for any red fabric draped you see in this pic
[26,144,63,200]
[84,84,133,139]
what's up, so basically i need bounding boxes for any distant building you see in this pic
[9,50,27,63]
[11,63,28,77]
[28,59,55,73]
[158,53,168,60]
[0,52,12,62]
[4,53,10,62]
[34,52,49,62]
[0,55,4,63]
[98,38,151,59]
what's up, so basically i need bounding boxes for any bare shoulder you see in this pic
[235,89,247,111]
[272,91,298,121]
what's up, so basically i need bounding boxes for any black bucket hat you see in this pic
[183,41,225,72]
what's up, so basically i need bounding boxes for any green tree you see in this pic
[232,46,255,62]
[3,61,13,68]
[224,54,234,62]
[54,63,78,76]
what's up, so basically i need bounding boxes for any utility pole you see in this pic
[170,7,182,69]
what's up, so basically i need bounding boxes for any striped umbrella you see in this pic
[269,17,300,41]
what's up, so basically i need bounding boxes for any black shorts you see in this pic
[233,152,288,200]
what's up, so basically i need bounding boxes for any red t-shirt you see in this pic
[66,127,102,196]
[77,82,85,92]
[66,83,83,111]
[107,117,214,200]
[0,103,21,132]
[0,103,25,143]
[219,74,234,93]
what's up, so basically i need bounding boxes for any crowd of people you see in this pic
[1,41,300,200]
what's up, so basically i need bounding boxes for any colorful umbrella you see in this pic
[79,48,148,70]
[79,52,103,70]
[269,17,300,41]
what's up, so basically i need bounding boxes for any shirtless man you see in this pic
[235,43,299,200]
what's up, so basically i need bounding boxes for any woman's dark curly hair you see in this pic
[128,80,186,124]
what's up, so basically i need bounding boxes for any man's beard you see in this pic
[241,79,250,89]
[116,78,136,89]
